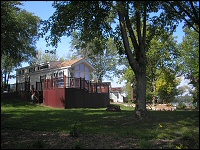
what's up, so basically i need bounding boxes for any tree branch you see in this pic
[117,1,139,72]
[168,1,199,33]
[189,1,199,24]
[124,10,139,52]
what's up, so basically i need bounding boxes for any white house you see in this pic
[15,58,95,90]
[110,87,125,103]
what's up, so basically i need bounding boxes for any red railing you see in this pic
[44,76,109,93]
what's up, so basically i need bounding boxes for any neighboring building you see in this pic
[15,58,95,90]
[110,87,125,103]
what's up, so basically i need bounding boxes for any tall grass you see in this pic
[1,99,199,149]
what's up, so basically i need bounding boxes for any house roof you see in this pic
[56,58,83,68]
[15,58,95,72]
[110,87,123,93]
[55,58,95,71]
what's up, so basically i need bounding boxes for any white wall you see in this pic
[110,92,124,103]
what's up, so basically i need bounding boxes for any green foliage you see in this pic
[162,1,199,33]
[40,1,113,48]
[1,1,41,85]
[175,26,199,109]
[156,69,179,103]
[179,27,199,108]
[177,102,187,109]
[122,28,180,104]
[120,67,136,100]
[1,1,41,61]
[180,27,199,85]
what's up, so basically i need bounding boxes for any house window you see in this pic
[75,65,80,71]
[85,73,90,80]
[85,66,89,72]
[75,72,80,78]
[80,64,84,71]
[80,72,84,78]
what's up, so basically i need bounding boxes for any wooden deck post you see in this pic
[64,75,66,88]
[80,77,82,89]
[96,82,97,93]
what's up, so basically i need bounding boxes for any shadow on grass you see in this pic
[1,98,199,149]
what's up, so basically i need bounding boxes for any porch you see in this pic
[13,76,110,108]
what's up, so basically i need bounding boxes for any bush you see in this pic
[177,102,187,109]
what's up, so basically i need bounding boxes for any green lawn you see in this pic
[1,99,199,149]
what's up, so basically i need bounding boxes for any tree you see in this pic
[119,66,135,101]
[70,31,120,82]
[179,27,199,109]
[155,69,179,104]
[30,48,59,65]
[40,1,199,118]
[1,1,41,86]
[120,26,180,105]
[1,55,16,89]
[146,30,180,105]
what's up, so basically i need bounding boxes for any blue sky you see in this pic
[9,1,189,88]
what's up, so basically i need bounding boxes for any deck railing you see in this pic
[44,76,109,93]
[15,76,110,93]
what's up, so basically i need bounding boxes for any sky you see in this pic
[8,1,191,88]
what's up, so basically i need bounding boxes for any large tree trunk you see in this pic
[134,67,149,118]
[117,1,149,119]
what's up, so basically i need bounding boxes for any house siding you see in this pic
[16,60,94,90]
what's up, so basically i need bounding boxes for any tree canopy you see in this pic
[1,1,41,86]
[179,26,199,109]
[1,1,41,64]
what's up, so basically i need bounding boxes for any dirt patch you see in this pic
[1,128,140,149]
[1,128,179,149]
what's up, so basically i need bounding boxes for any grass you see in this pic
[1,98,199,149]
